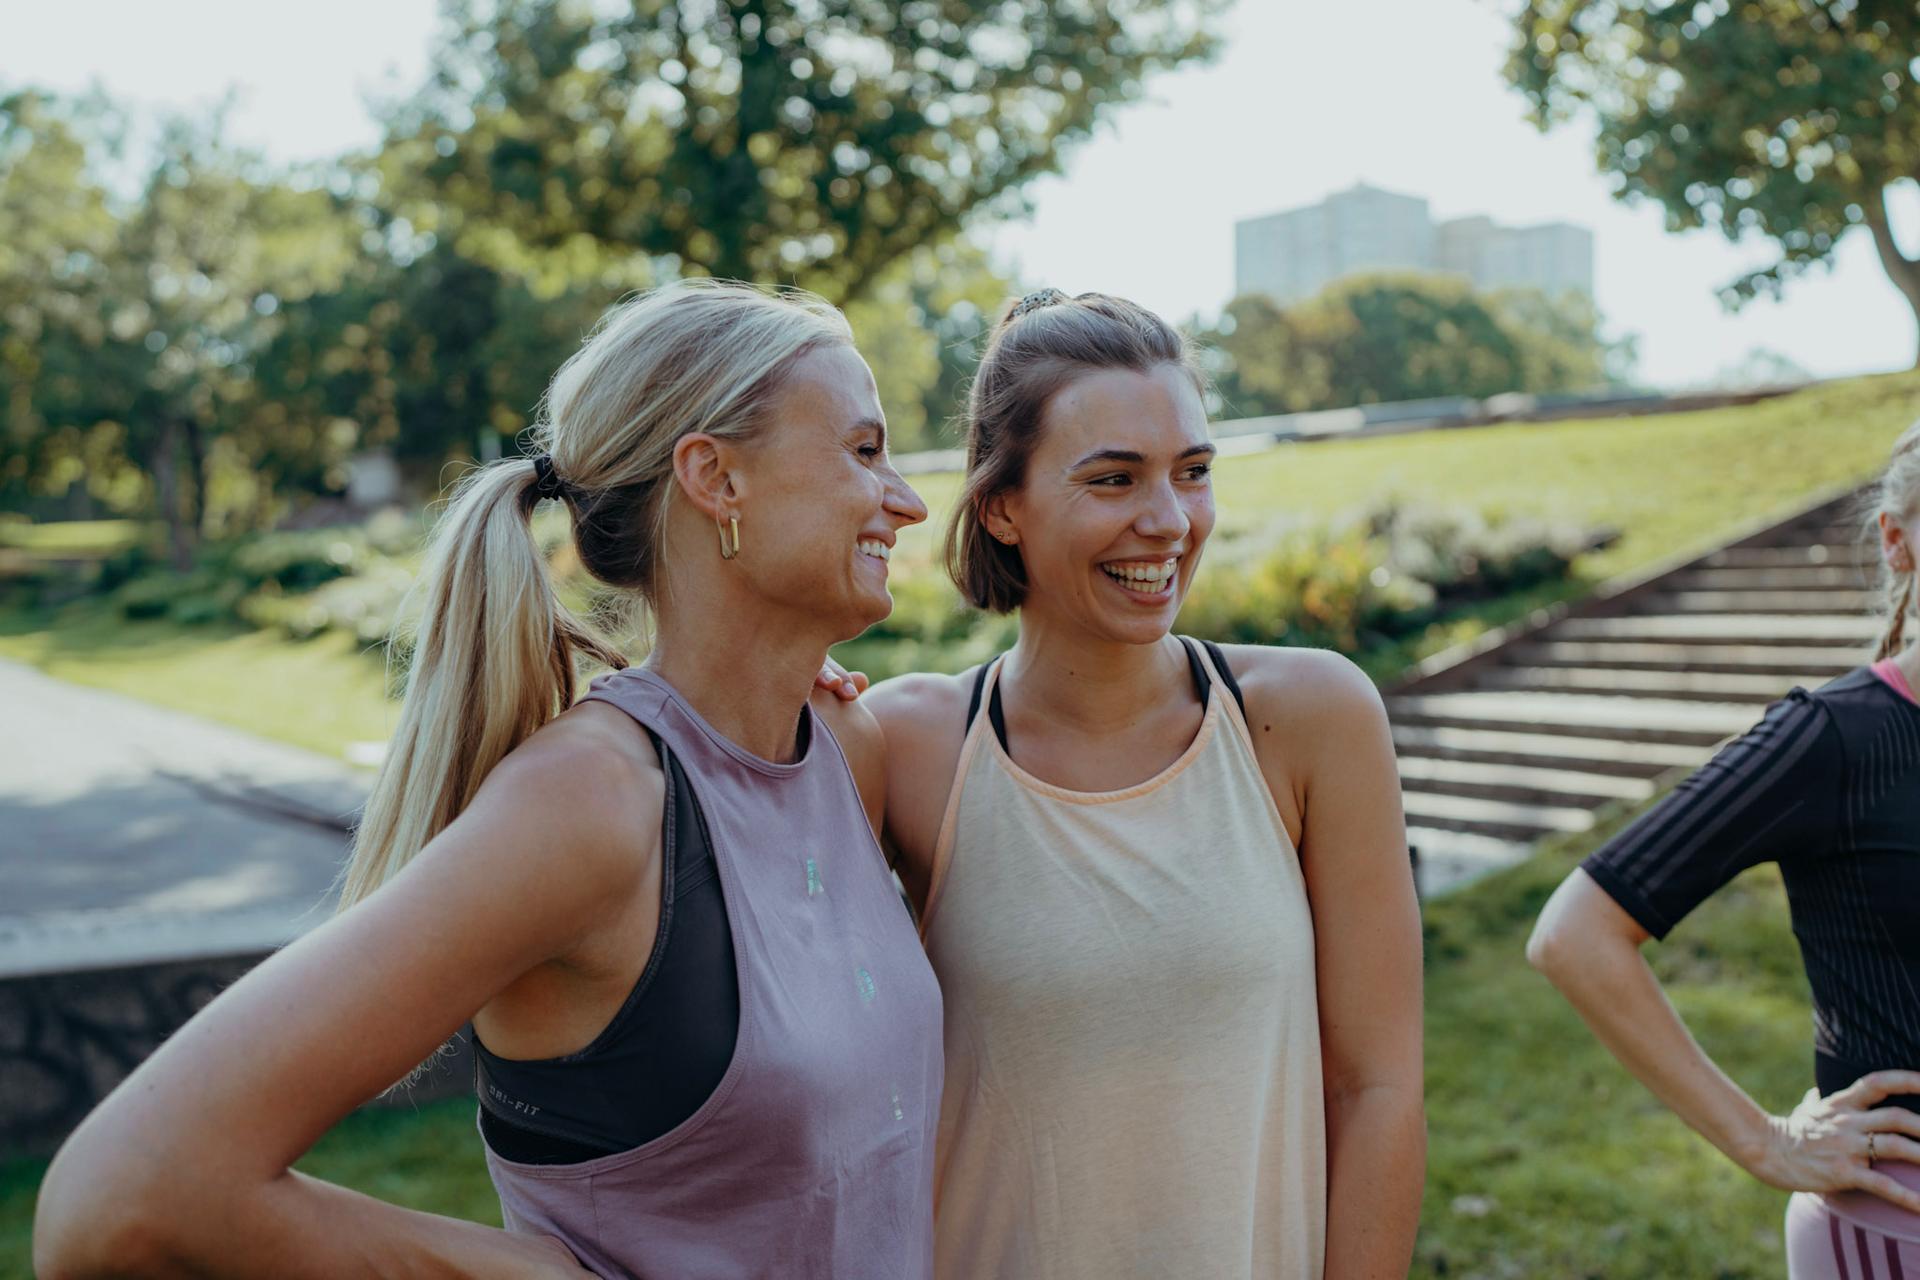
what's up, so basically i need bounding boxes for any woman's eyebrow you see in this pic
[1068,443,1217,469]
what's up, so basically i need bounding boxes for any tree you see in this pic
[1507,1,1920,362]
[0,91,359,560]
[380,0,1226,305]
[1199,275,1627,418]
[842,234,1015,450]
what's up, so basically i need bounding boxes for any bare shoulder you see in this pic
[810,684,886,759]
[1216,643,1386,734]
[864,668,974,747]
[449,699,664,910]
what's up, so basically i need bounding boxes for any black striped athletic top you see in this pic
[1582,666,1920,1108]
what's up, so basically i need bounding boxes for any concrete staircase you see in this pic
[1392,490,1882,895]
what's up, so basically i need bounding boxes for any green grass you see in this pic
[0,597,396,760]
[0,517,144,557]
[1413,806,1810,1277]
[0,789,1816,1278]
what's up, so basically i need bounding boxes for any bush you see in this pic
[1176,501,1593,653]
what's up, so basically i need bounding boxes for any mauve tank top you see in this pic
[482,666,944,1279]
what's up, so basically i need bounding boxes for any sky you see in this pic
[6,0,1917,388]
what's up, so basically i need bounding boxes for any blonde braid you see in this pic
[1869,419,1920,662]
[1876,571,1914,662]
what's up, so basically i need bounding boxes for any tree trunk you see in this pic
[1863,187,1920,367]
[149,418,194,572]
[181,416,208,544]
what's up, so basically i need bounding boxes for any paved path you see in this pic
[0,660,368,977]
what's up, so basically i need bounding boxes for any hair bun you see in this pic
[1009,288,1068,320]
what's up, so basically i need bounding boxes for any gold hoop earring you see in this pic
[718,515,741,560]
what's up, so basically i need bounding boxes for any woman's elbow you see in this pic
[34,1136,182,1279]
[1523,913,1566,978]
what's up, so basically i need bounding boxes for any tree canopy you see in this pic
[1199,274,1631,418]
[380,0,1226,303]
[1506,0,1920,359]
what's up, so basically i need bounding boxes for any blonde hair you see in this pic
[1869,419,1920,662]
[338,279,851,909]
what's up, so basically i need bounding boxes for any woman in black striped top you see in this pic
[1528,422,1920,1278]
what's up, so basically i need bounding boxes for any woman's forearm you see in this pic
[1323,1081,1425,1280]
[38,1155,559,1280]
[1531,925,1772,1173]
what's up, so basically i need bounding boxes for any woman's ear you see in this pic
[672,433,744,520]
[1881,511,1914,575]
[981,491,1019,546]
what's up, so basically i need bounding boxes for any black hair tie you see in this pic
[530,453,569,501]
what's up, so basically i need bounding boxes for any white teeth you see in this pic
[1100,557,1177,584]
[857,539,891,561]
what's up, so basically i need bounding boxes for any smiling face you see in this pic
[732,342,929,638]
[989,362,1215,646]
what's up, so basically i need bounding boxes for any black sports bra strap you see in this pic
[1196,638,1248,720]
[966,660,993,729]
[1177,637,1211,710]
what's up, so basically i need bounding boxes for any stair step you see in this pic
[1555,614,1878,647]
[1670,567,1876,591]
[1653,589,1874,615]
[1406,826,1535,896]
[1508,641,1862,677]
[1390,691,1759,743]
[1392,723,1705,774]
[1702,546,1875,570]
[1397,755,1656,804]
[1479,666,1830,702]
[1401,788,1595,840]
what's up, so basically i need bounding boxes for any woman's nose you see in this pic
[886,467,929,527]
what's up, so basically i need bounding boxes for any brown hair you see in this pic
[944,290,1207,613]
[1869,419,1920,661]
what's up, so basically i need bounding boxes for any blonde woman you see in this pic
[1529,423,1920,1276]
[846,291,1424,1278]
[34,281,941,1279]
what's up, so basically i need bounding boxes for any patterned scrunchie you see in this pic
[1009,288,1068,319]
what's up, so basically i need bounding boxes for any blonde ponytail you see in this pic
[338,279,850,909]
[338,460,623,908]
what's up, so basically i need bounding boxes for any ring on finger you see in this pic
[1867,1132,1878,1165]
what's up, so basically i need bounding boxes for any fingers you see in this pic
[1836,1070,1920,1109]
[851,671,870,694]
[1854,1168,1920,1215]
[1862,1107,1920,1141]
[1869,1133,1920,1167]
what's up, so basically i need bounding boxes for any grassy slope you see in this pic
[0,599,395,760]
[0,790,1816,1278]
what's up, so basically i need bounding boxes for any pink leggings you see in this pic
[1787,1163,1920,1279]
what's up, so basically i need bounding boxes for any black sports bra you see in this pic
[474,728,749,1165]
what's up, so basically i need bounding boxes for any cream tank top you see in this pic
[919,640,1326,1279]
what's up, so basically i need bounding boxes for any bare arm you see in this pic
[863,671,971,917]
[32,722,658,1279]
[1529,867,1920,1210]
[1241,648,1425,1280]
